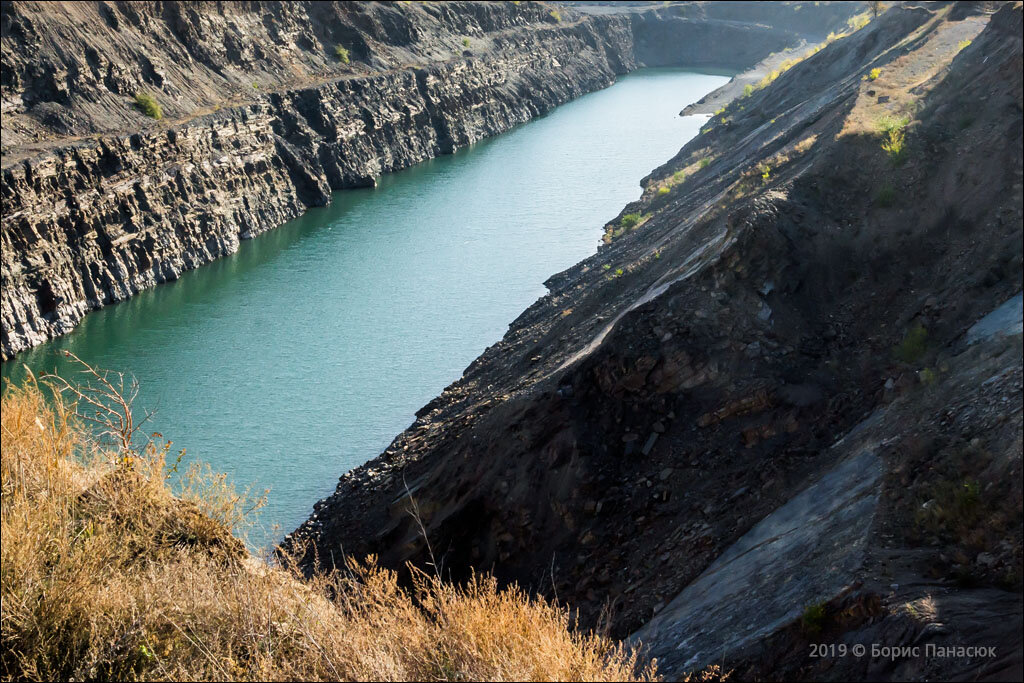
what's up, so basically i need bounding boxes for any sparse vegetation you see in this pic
[900,432,1021,591]
[759,163,771,184]
[603,212,651,243]
[134,92,163,120]
[847,12,871,31]
[549,9,562,22]
[895,324,928,363]
[0,372,658,682]
[755,57,800,90]
[875,113,911,136]
[881,128,906,164]
[743,84,754,98]
[801,603,827,635]
[819,9,873,51]
[868,67,881,81]
[957,39,972,52]
[915,479,982,543]
[620,212,644,229]
[803,42,826,60]
[335,44,350,63]
[462,37,471,48]
[698,158,710,169]
[876,113,911,164]
[657,186,671,196]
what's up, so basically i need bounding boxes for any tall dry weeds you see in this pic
[1,375,658,682]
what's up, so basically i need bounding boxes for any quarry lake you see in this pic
[2,69,728,548]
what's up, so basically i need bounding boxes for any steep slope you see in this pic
[0,381,656,682]
[292,3,1023,678]
[0,0,859,360]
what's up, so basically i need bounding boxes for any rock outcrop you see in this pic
[292,3,1023,680]
[1,0,858,359]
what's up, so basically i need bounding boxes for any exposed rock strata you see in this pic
[1,0,856,359]
[292,4,1023,680]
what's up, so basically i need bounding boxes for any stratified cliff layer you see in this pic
[1,0,858,359]
[295,3,1023,680]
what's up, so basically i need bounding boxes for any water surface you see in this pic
[3,69,728,547]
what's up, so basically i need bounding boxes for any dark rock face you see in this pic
[1,0,855,359]
[290,3,1023,678]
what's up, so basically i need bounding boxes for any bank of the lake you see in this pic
[2,69,728,548]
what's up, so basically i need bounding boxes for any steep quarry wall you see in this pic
[0,0,857,359]
[288,4,1022,679]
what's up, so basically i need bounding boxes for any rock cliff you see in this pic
[292,3,1023,680]
[1,0,856,359]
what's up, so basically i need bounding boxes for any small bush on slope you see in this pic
[134,92,162,120]
[0,378,657,682]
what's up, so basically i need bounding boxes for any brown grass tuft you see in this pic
[1,377,657,681]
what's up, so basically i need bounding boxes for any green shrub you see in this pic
[620,212,644,229]
[876,113,911,135]
[743,84,754,98]
[133,92,162,120]
[868,67,881,81]
[657,186,670,196]
[462,37,471,48]
[698,158,711,169]
[881,128,906,164]
[895,324,928,363]
[335,45,350,63]
[876,114,910,164]
[801,603,827,635]
[549,9,562,22]
[759,164,771,184]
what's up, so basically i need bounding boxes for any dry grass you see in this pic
[1,379,658,682]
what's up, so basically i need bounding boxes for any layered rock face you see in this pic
[293,3,1023,679]
[0,2,624,358]
[1,0,856,360]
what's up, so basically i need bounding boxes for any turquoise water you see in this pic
[2,69,728,547]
